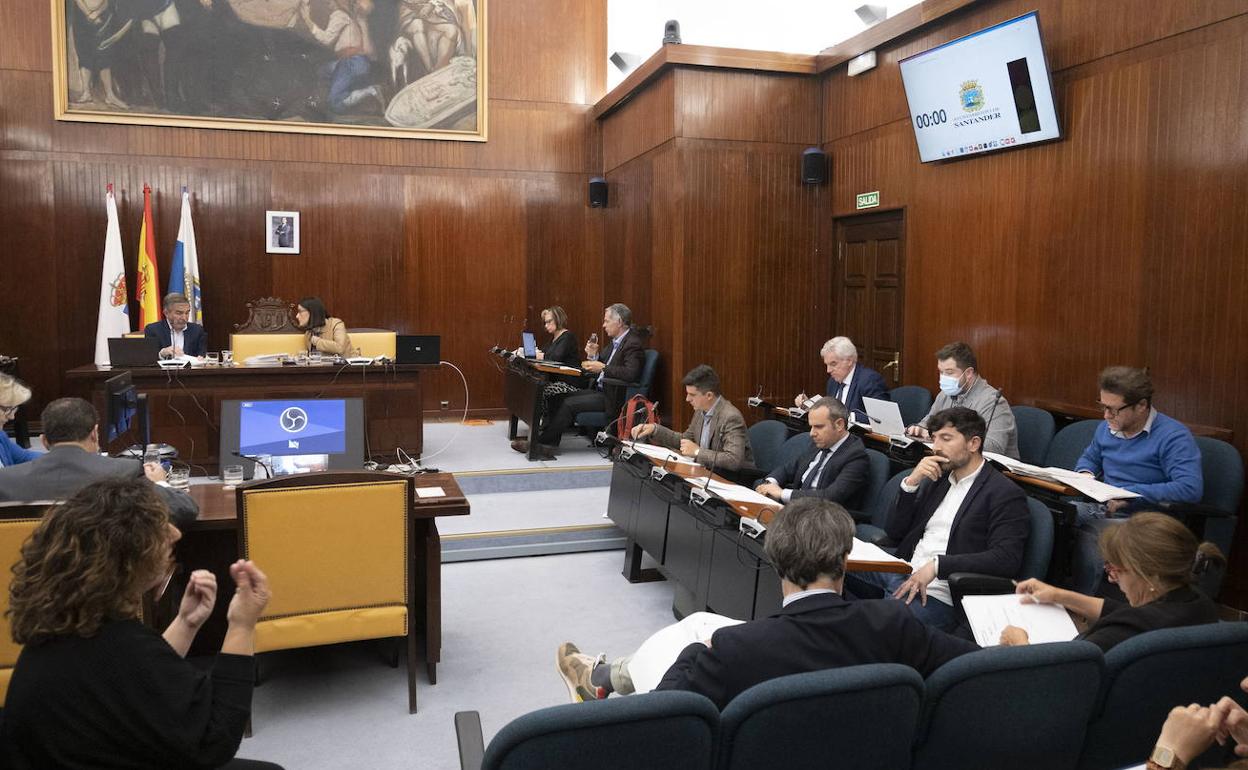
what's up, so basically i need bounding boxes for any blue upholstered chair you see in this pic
[717,664,924,770]
[1043,419,1101,471]
[1077,623,1248,770]
[948,496,1056,604]
[848,449,892,523]
[454,691,719,770]
[746,420,790,475]
[890,385,933,428]
[913,641,1104,770]
[1011,405,1056,465]
[855,469,911,545]
[770,432,813,476]
[1156,436,1244,598]
[573,348,661,434]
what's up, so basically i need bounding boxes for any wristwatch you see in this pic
[1147,745,1186,770]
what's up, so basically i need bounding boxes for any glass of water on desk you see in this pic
[221,350,234,366]
[222,464,244,489]
[167,466,190,493]
[204,352,219,366]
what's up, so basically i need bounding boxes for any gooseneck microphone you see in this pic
[981,384,1004,452]
[231,450,273,480]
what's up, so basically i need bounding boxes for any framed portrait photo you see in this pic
[266,211,300,254]
[51,0,487,142]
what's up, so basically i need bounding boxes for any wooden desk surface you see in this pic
[188,472,469,530]
[1020,397,1233,442]
[67,362,438,379]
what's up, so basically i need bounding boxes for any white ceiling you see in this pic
[606,0,925,90]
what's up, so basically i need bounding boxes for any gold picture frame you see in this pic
[51,0,487,142]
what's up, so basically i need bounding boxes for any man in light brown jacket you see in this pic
[631,364,754,474]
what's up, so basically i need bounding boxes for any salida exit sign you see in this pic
[856,191,880,209]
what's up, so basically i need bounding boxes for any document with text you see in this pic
[962,593,1080,647]
[984,452,1140,503]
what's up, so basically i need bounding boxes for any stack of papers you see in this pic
[961,593,1080,647]
[704,478,778,507]
[985,452,1139,503]
[623,441,700,466]
[848,538,908,567]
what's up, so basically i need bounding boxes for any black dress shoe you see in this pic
[510,439,529,454]
[530,445,557,461]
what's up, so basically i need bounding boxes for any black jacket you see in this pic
[826,364,890,423]
[887,462,1029,580]
[595,328,647,417]
[764,433,871,508]
[655,592,978,710]
[144,321,207,357]
[1080,585,1219,652]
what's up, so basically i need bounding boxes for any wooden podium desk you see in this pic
[606,444,909,620]
[67,362,436,472]
[493,349,585,460]
[175,473,467,681]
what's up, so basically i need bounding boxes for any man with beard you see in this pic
[845,407,1030,631]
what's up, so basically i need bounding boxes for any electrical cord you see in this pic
[414,360,469,464]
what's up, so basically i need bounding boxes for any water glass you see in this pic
[309,350,323,364]
[295,351,309,366]
[221,350,234,366]
[222,464,244,489]
[167,467,191,492]
[205,352,220,366]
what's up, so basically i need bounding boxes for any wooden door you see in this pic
[835,211,906,385]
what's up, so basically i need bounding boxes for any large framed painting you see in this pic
[51,0,486,141]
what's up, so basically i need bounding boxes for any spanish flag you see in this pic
[135,184,162,328]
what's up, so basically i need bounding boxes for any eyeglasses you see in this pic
[1097,400,1140,418]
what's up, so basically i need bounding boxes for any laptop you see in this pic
[521,331,537,358]
[107,337,161,367]
[395,335,441,365]
[862,396,912,441]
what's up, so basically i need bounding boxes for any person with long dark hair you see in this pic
[1,478,278,769]
[296,296,352,356]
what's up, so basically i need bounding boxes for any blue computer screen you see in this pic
[238,399,347,456]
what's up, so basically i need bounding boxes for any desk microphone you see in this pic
[982,385,1004,450]
[231,451,273,480]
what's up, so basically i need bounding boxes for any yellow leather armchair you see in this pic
[0,503,51,706]
[238,472,418,713]
[345,329,396,359]
[230,333,307,362]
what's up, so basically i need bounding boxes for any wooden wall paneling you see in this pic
[489,0,606,104]
[523,175,605,346]
[646,143,683,423]
[0,71,56,153]
[603,150,655,326]
[402,173,528,412]
[0,160,56,402]
[601,70,676,173]
[0,0,51,72]
[821,0,1248,144]
[675,68,821,145]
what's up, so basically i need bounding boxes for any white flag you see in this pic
[169,188,203,325]
[94,189,131,365]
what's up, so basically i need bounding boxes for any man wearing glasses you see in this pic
[1070,366,1202,594]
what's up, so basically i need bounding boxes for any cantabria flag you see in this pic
[168,187,203,325]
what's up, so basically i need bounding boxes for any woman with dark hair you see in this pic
[534,306,579,366]
[296,296,352,356]
[1,477,277,770]
[999,511,1224,652]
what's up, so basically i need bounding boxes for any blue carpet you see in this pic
[455,469,612,494]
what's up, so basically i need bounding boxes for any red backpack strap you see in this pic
[616,394,659,438]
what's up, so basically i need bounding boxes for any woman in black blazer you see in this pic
[535,306,580,367]
[999,512,1224,651]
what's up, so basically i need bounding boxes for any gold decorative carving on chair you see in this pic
[233,297,300,333]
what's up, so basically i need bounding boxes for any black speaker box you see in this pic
[801,148,827,185]
[589,177,608,208]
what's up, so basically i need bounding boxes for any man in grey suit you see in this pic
[0,398,198,529]
[630,365,754,473]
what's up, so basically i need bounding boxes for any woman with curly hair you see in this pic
[1,477,278,769]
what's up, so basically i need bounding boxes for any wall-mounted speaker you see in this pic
[589,177,608,208]
[801,148,828,185]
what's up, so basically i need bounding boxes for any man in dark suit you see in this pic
[0,398,198,529]
[846,406,1029,631]
[518,303,646,460]
[795,336,889,423]
[555,498,978,709]
[143,292,207,358]
[631,364,753,474]
[755,397,870,509]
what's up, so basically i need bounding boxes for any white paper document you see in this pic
[961,593,1080,647]
[626,612,746,693]
[849,538,910,568]
[415,486,446,499]
[624,441,700,466]
[983,452,1140,503]
[704,478,778,507]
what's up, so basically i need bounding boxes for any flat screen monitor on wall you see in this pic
[899,11,1061,163]
[219,397,365,479]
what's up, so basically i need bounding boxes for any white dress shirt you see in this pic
[834,364,856,404]
[782,587,838,607]
[904,457,986,606]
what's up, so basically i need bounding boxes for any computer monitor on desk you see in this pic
[104,371,151,448]
[219,397,365,479]
[521,331,537,359]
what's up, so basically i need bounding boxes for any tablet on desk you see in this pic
[521,331,537,358]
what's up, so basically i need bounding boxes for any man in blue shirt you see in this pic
[1071,366,1202,593]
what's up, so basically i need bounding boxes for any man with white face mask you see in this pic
[905,341,1019,459]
